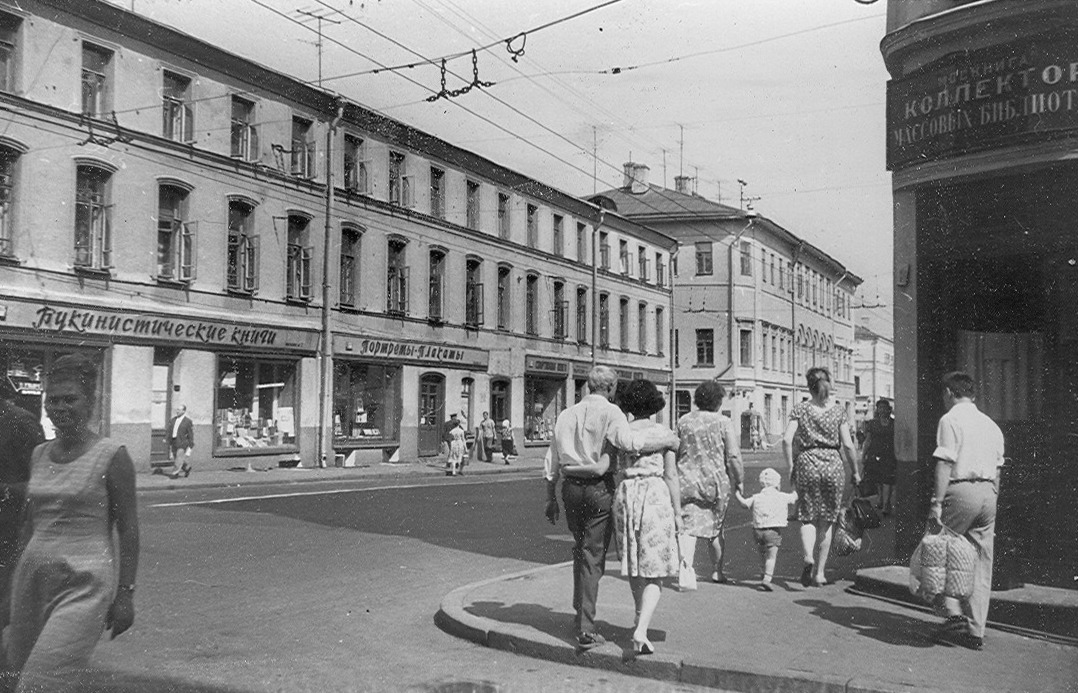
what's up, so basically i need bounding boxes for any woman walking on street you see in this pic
[610,380,681,655]
[782,367,860,588]
[861,399,896,515]
[6,355,140,693]
[674,381,743,587]
[446,419,466,476]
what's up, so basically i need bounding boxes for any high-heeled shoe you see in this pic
[181,463,192,478]
[631,638,655,655]
[800,563,814,587]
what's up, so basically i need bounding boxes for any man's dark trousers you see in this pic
[562,476,614,636]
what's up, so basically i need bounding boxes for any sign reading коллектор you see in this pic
[886,33,1078,170]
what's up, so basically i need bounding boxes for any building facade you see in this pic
[592,166,860,446]
[883,0,1077,586]
[854,324,894,423]
[0,0,674,472]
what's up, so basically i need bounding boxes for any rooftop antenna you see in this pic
[662,148,667,189]
[737,178,760,210]
[679,124,684,178]
[294,8,343,88]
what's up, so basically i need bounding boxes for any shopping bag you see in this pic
[850,496,881,530]
[944,526,977,600]
[678,555,698,591]
[832,508,863,556]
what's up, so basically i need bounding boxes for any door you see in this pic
[150,353,173,462]
[489,379,509,427]
[418,373,445,456]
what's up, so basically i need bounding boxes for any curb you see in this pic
[436,564,960,693]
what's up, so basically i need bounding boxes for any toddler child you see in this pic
[735,468,798,591]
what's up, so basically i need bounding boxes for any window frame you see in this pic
[430,166,445,219]
[226,198,259,294]
[428,247,446,322]
[496,264,511,330]
[526,203,538,248]
[497,192,510,239]
[0,145,18,258]
[81,42,112,118]
[386,237,410,315]
[343,133,369,193]
[695,328,714,366]
[552,214,563,257]
[465,257,484,328]
[739,241,753,277]
[695,241,713,276]
[162,70,194,143]
[339,225,361,308]
[525,272,540,336]
[74,164,113,272]
[229,96,259,162]
[465,180,480,229]
[0,12,20,94]
[156,183,195,283]
[285,214,314,302]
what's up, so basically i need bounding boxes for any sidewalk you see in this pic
[136,446,549,491]
[437,561,1078,693]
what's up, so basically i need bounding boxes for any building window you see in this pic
[599,231,610,270]
[553,281,567,339]
[226,199,258,293]
[343,134,369,193]
[637,302,647,354]
[779,336,786,372]
[215,357,297,451]
[695,241,713,275]
[599,293,610,348]
[286,215,313,301]
[656,254,665,287]
[526,204,538,248]
[497,193,510,239]
[525,273,539,336]
[619,240,630,276]
[576,286,587,343]
[388,151,412,206]
[428,249,446,322]
[156,184,194,282]
[230,96,258,161]
[430,167,445,219]
[386,238,409,314]
[762,329,770,370]
[676,391,692,421]
[619,297,629,350]
[655,306,664,356]
[552,214,563,256]
[675,329,680,367]
[162,71,193,142]
[466,180,480,229]
[0,147,17,257]
[333,362,401,444]
[465,258,483,327]
[638,246,648,281]
[770,255,776,285]
[771,334,778,370]
[739,327,753,366]
[74,165,112,271]
[0,13,19,93]
[81,43,111,117]
[576,222,587,264]
[696,329,714,366]
[339,226,360,307]
[497,265,511,330]
[740,241,752,276]
[778,259,785,290]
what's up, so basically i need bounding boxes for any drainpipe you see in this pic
[318,100,345,468]
[831,269,849,399]
[668,243,679,424]
[727,213,757,392]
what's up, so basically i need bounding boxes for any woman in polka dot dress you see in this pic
[782,367,862,587]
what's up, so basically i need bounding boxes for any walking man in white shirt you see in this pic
[544,365,679,650]
[929,371,1005,651]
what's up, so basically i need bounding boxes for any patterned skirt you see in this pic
[794,450,845,523]
[614,476,678,578]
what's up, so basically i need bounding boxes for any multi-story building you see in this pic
[592,165,860,446]
[854,324,894,424]
[0,0,674,471]
[883,0,1078,587]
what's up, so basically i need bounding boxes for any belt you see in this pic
[802,444,840,451]
[562,474,609,486]
[950,477,994,485]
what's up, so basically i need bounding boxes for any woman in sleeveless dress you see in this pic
[446,420,466,476]
[6,355,140,693]
[861,398,896,515]
[781,367,860,588]
[610,380,680,656]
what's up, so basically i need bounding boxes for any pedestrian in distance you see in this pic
[6,355,140,693]
[861,399,896,515]
[159,404,194,479]
[782,367,861,588]
[543,365,679,651]
[445,418,466,477]
[734,468,798,591]
[500,418,517,465]
[674,380,742,588]
[608,379,681,656]
[928,371,1004,651]
[442,413,460,474]
[478,411,496,463]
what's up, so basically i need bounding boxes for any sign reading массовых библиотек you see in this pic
[886,33,1078,170]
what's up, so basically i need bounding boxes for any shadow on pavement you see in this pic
[464,600,669,649]
[1,669,256,693]
[794,598,935,648]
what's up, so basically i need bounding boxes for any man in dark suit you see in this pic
[162,404,194,479]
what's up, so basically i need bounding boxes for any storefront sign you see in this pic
[335,335,488,369]
[570,361,671,384]
[525,356,569,376]
[3,300,319,352]
[886,34,1078,169]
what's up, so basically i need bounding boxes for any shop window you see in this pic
[290,116,315,178]
[552,214,563,256]
[655,306,664,356]
[230,96,258,161]
[576,286,588,343]
[740,328,753,366]
[637,302,647,354]
[525,273,539,336]
[497,192,510,239]
[465,257,483,327]
[497,265,511,329]
[286,214,313,301]
[0,146,18,258]
[553,281,567,340]
[0,13,19,94]
[339,226,361,307]
[81,43,111,117]
[739,241,752,276]
[332,361,401,443]
[215,357,297,451]
[599,293,610,348]
[430,167,445,219]
[466,180,480,229]
[526,204,538,248]
[74,165,112,271]
[386,238,409,315]
[619,297,629,350]
[695,241,712,275]
[388,151,411,206]
[696,328,714,366]
[525,376,564,443]
[576,222,587,264]
[343,134,369,193]
[226,198,258,293]
[428,248,446,322]
[162,70,193,143]
[156,184,195,282]
[676,390,692,421]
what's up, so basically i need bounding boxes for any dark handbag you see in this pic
[833,508,863,556]
[850,496,881,530]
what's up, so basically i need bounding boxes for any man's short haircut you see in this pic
[587,365,619,393]
[617,379,666,419]
[694,381,726,412]
[942,371,976,399]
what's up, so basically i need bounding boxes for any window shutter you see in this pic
[401,265,410,313]
[248,125,259,162]
[180,221,197,281]
[245,234,260,292]
[183,103,194,142]
[101,204,113,268]
[306,140,316,179]
[402,175,413,208]
[477,282,484,325]
[301,245,313,299]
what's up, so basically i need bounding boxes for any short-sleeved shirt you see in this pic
[743,487,798,529]
[543,394,655,481]
[933,401,1004,480]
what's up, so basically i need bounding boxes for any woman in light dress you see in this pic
[446,419,466,476]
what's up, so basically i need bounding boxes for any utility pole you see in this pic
[590,209,605,367]
[318,101,345,467]
[295,9,342,88]
[592,126,598,195]
[679,124,684,179]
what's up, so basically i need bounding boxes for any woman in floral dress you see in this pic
[610,379,680,655]
[782,367,861,587]
[675,381,743,587]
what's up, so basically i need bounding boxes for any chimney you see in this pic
[622,162,650,194]
[674,175,692,195]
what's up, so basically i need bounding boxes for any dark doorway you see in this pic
[418,373,445,456]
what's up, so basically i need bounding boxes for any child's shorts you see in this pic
[754,527,783,549]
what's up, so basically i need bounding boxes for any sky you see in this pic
[117,0,894,336]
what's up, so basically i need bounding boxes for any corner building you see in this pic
[883,0,1078,587]
[0,0,673,471]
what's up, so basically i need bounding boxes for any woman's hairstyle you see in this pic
[693,380,726,412]
[875,398,892,412]
[942,371,975,399]
[47,354,98,400]
[758,468,781,488]
[617,379,666,419]
[805,367,831,395]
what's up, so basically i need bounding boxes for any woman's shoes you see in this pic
[631,638,655,656]
[181,463,192,478]
[710,571,728,584]
[800,563,814,588]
